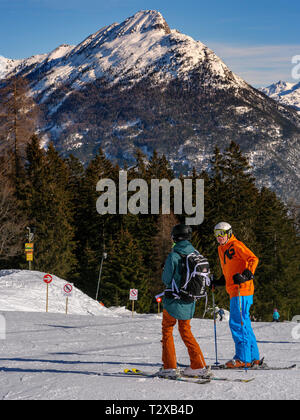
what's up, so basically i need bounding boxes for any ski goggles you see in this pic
[214,229,228,238]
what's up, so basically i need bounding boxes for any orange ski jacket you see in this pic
[217,235,259,298]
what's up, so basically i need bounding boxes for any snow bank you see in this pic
[0,270,115,317]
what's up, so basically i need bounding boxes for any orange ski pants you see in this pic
[162,310,206,369]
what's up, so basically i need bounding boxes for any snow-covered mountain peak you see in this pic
[261,80,300,113]
[0,55,20,79]
[116,10,171,36]
[69,10,170,57]
[262,80,295,96]
[1,9,247,94]
[61,9,245,90]
[1,12,300,205]
[46,44,74,61]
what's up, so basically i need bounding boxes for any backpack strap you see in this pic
[164,278,181,300]
[181,252,196,289]
[161,251,183,300]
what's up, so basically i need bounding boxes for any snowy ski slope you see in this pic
[0,270,299,400]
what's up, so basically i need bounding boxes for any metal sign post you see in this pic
[129,289,138,317]
[95,252,107,302]
[25,243,34,270]
[26,227,35,270]
[63,283,73,314]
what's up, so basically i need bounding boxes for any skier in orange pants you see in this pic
[159,224,211,378]
[162,310,206,371]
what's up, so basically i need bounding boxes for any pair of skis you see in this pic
[124,368,255,385]
[124,360,296,385]
[124,368,211,384]
[178,357,296,371]
[209,357,296,371]
[211,363,297,371]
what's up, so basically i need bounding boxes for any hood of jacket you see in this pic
[173,240,195,255]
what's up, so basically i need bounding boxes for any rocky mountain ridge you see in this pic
[1,10,299,203]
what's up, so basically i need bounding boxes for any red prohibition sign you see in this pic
[43,273,53,284]
[64,284,73,294]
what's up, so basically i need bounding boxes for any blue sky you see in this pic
[1,0,300,87]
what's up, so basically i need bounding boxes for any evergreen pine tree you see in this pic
[254,187,300,320]
[222,141,259,246]
[25,139,76,278]
[0,77,39,197]
[76,147,119,296]
[64,154,85,284]
[150,213,179,299]
[101,229,150,311]
[0,153,27,266]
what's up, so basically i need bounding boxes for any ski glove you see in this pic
[242,269,254,280]
[210,274,226,289]
[233,269,254,285]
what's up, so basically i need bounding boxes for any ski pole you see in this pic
[238,287,247,372]
[212,281,220,366]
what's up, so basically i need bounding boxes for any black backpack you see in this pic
[165,251,211,303]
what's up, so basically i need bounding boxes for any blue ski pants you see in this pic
[229,295,260,363]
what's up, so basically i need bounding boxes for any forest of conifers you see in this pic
[0,78,299,321]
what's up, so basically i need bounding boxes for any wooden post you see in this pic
[66,297,69,315]
[132,300,134,317]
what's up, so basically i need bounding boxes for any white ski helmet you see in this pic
[214,222,232,238]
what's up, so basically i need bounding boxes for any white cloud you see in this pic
[204,42,300,87]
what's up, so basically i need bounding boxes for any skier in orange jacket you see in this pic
[212,222,260,368]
